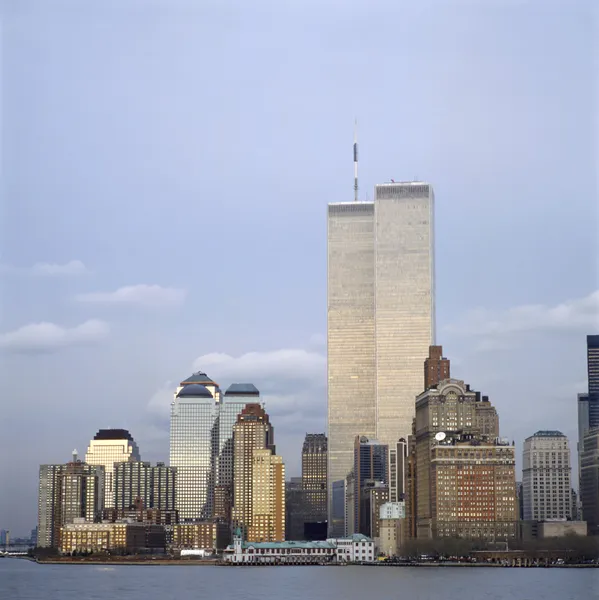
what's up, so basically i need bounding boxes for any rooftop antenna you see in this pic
[353,119,359,202]
[72,449,78,463]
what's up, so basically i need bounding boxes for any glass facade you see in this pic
[170,392,218,521]
[327,182,434,532]
[113,461,176,511]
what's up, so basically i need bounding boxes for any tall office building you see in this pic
[578,336,599,487]
[170,383,218,521]
[38,453,105,548]
[302,434,328,527]
[414,378,517,541]
[84,429,140,509]
[249,449,285,542]
[388,438,408,503]
[231,403,275,535]
[217,384,261,490]
[522,431,572,521]
[352,436,388,535]
[113,461,176,511]
[328,181,434,531]
[580,427,599,535]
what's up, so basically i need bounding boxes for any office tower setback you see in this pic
[579,427,599,535]
[424,346,450,391]
[113,462,176,511]
[328,181,435,531]
[231,403,275,536]
[522,431,572,521]
[249,449,285,542]
[170,383,217,521]
[414,378,517,541]
[38,453,105,548]
[85,429,140,509]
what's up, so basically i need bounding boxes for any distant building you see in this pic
[580,427,599,535]
[171,522,230,553]
[59,521,165,555]
[0,530,9,546]
[424,345,450,391]
[353,436,388,536]
[113,461,176,511]
[377,504,407,557]
[170,377,219,521]
[231,403,276,538]
[388,438,408,503]
[327,182,435,535]
[414,378,518,541]
[85,429,140,509]
[516,482,524,520]
[522,431,572,521]
[359,482,388,538]
[302,434,327,526]
[285,479,305,541]
[578,335,599,489]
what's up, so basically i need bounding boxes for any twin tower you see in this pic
[327,181,435,532]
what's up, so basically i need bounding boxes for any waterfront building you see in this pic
[170,382,218,521]
[522,431,572,521]
[414,378,518,541]
[359,481,388,538]
[231,403,275,536]
[578,335,599,488]
[102,506,178,525]
[85,429,140,509]
[248,449,285,542]
[377,504,406,556]
[285,478,305,540]
[113,461,176,511]
[580,427,599,535]
[59,521,164,555]
[327,181,435,533]
[171,522,230,553]
[223,528,374,564]
[38,453,105,548]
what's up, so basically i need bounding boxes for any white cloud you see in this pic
[76,284,186,308]
[0,319,109,353]
[446,290,599,342]
[32,260,88,276]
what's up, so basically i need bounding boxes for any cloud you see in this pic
[76,284,186,308]
[0,319,109,353]
[32,260,88,276]
[0,260,88,276]
[446,290,599,345]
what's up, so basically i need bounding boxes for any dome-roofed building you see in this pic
[176,384,214,398]
[180,371,216,387]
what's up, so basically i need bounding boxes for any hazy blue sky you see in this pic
[1,0,597,535]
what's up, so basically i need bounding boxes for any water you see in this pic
[2,559,598,600]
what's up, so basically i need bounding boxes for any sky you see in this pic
[0,0,597,536]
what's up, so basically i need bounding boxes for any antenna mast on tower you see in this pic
[353,119,359,202]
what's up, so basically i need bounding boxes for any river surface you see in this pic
[2,558,598,600]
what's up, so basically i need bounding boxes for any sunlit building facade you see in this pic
[113,461,176,511]
[327,182,435,533]
[84,429,140,509]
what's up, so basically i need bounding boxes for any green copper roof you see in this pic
[242,540,336,549]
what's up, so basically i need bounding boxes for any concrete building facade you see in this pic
[113,461,176,512]
[85,429,140,509]
[522,431,572,522]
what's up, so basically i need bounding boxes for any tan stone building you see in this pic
[248,449,285,542]
[414,378,518,542]
[59,522,161,554]
[171,522,230,552]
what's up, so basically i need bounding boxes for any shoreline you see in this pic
[29,558,599,568]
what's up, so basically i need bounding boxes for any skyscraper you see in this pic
[113,461,176,511]
[84,429,140,509]
[578,336,599,487]
[38,452,105,548]
[327,181,435,532]
[580,427,599,535]
[170,383,218,521]
[231,403,275,536]
[522,430,572,521]
[424,345,450,390]
[413,378,517,541]
[249,449,285,542]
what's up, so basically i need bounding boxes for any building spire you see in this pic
[353,119,359,202]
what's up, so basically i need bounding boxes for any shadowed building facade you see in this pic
[327,182,435,534]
